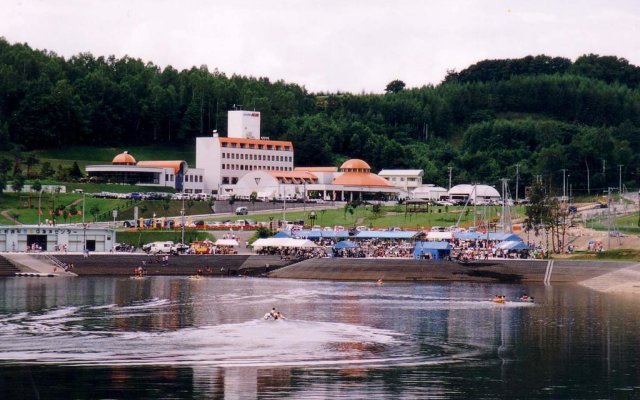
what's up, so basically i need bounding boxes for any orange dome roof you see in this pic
[112,151,136,165]
[332,172,393,187]
[340,159,371,172]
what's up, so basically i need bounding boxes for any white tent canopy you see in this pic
[252,238,318,249]
[215,239,239,246]
[426,231,454,241]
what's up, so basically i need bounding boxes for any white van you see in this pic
[235,207,248,215]
[145,241,174,254]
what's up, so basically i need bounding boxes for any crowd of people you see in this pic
[332,239,414,258]
[255,246,327,260]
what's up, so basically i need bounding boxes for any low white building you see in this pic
[85,152,204,193]
[448,184,501,204]
[0,224,115,252]
[411,184,448,201]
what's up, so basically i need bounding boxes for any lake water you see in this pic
[1,276,640,399]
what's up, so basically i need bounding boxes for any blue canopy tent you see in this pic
[296,230,351,240]
[413,241,452,260]
[497,240,530,251]
[334,240,359,249]
[454,232,483,241]
[355,230,420,240]
[272,231,291,238]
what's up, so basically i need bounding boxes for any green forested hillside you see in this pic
[1,38,638,194]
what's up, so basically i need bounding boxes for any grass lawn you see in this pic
[0,144,194,179]
[34,144,195,165]
[201,205,509,230]
[590,213,640,234]
[0,192,210,225]
[568,249,640,262]
[116,230,215,247]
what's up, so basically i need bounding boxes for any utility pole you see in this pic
[500,178,512,233]
[618,164,623,204]
[607,187,612,250]
[561,169,567,203]
[515,163,520,202]
[181,194,185,245]
[448,166,453,191]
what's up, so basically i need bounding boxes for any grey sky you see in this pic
[2,0,639,93]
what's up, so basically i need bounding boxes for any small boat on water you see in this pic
[492,295,506,304]
[519,295,534,303]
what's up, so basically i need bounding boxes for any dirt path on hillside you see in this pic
[1,209,22,225]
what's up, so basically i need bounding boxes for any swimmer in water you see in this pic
[264,307,278,320]
[376,279,383,286]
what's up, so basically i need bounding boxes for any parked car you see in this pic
[171,243,189,254]
[235,207,248,215]
[123,220,137,228]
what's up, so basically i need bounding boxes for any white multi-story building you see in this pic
[378,169,423,197]
[196,111,294,195]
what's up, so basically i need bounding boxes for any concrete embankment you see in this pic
[269,258,640,285]
[4,254,640,292]
[2,253,290,277]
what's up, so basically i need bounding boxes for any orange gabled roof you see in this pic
[136,160,186,174]
[218,137,293,148]
[294,166,338,172]
[332,172,393,187]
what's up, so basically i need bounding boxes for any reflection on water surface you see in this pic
[1,276,640,399]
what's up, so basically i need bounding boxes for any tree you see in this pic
[32,180,42,192]
[39,161,54,179]
[161,198,171,217]
[12,174,25,193]
[90,205,100,222]
[385,80,406,94]
[23,153,39,179]
[523,181,547,236]
[68,161,84,180]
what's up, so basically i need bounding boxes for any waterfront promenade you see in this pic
[2,252,640,291]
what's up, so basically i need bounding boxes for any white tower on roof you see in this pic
[196,110,293,196]
[227,110,261,139]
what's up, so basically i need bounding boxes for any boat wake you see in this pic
[0,299,480,369]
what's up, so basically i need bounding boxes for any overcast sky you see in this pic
[2,0,639,93]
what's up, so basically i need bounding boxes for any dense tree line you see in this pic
[1,37,639,194]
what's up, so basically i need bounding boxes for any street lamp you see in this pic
[82,223,88,254]
[309,210,316,228]
[269,216,274,235]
